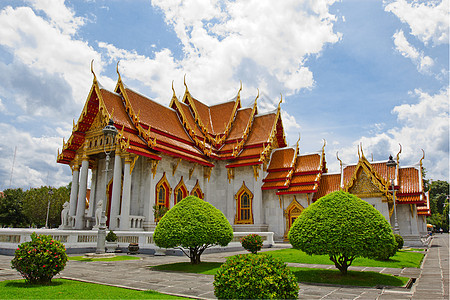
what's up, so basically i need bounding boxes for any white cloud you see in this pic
[393,30,434,73]
[385,0,449,46]
[330,88,449,180]
[0,98,5,112]
[0,123,71,190]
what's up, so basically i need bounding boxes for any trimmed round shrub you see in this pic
[395,234,404,250]
[105,230,117,242]
[289,191,397,275]
[240,234,263,254]
[153,195,233,264]
[214,254,299,299]
[11,232,68,284]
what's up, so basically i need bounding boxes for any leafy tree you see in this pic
[22,185,70,228]
[288,191,396,275]
[0,188,28,227]
[427,180,449,232]
[153,195,233,264]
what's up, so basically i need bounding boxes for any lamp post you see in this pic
[96,119,118,254]
[45,188,53,229]
[386,155,400,234]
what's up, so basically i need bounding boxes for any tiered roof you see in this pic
[262,140,327,195]
[57,68,286,170]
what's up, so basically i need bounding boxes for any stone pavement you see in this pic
[0,234,448,299]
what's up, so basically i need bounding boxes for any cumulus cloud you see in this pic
[393,30,434,73]
[330,88,449,180]
[385,0,449,46]
[0,123,71,190]
[104,0,342,106]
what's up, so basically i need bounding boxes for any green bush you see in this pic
[240,234,263,254]
[288,191,397,275]
[153,195,233,264]
[214,254,299,299]
[105,230,117,242]
[395,234,404,250]
[11,232,68,284]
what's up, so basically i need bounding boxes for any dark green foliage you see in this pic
[105,230,117,242]
[427,180,449,232]
[214,254,299,299]
[152,204,168,222]
[288,191,396,275]
[0,188,28,227]
[11,232,68,284]
[240,234,263,254]
[153,196,233,264]
[22,185,70,228]
[395,234,404,250]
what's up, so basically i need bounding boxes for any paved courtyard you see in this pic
[0,234,448,299]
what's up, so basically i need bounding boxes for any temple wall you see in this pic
[394,204,422,246]
[360,197,390,222]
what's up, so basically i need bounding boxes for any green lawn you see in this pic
[69,255,141,262]
[264,248,424,268]
[151,262,409,287]
[0,279,186,299]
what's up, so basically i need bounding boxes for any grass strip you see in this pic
[264,248,424,268]
[0,279,186,299]
[69,255,141,262]
[151,262,409,287]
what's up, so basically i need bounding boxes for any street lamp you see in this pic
[45,188,53,229]
[96,119,118,254]
[386,155,400,234]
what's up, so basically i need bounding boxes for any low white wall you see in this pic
[0,228,274,251]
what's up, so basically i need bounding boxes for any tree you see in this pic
[153,195,233,264]
[0,188,28,227]
[427,180,449,232]
[288,191,397,275]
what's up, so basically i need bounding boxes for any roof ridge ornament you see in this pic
[336,151,343,167]
[357,144,360,158]
[360,142,365,158]
[419,149,425,167]
[322,139,326,153]
[278,94,283,110]
[91,59,97,84]
[172,80,176,98]
[184,74,189,92]
[116,61,122,82]
[396,143,402,164]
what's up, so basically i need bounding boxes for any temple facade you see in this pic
[57,67,430,246]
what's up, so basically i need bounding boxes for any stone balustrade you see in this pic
[0,228,274,254]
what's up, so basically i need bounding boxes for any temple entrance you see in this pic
[284,197,304,241]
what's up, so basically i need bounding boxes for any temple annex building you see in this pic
[57,67,430,247]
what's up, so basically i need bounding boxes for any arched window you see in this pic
[190,180,204,199]
[234,182,254,224]
[155,173,171,209]
[174,177,188,205]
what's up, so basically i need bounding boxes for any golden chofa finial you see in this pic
[360,142,365,157]
[239,80,242,94]
[357,144,360,158]
[278,93,283,108]
[419,149,425,167]
[322,139,326,153]
[91,59,97,84]
[183,74,189,92]
[172,80,176,98]
[396,143,402,164]
[116,61,122,81]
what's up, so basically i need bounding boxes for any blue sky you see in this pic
[0,0,448,190]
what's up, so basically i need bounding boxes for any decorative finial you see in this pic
[277,94,283,111]
[419,149,425,167]
[116,61,121,81]
[172,80,176,97]
[184,74,188,91]
[256,88,260,100]
[322,139,326,152]
[239,80,242,93]
[396,143,402,164]
[360,142,364,157]
[357,144,360,158]
[297,133,301,145]
[90,59,97,83]
[336,151,342,166]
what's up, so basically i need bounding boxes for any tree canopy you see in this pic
[288,191,396,274]
[153,195,233,264]
[427,180,449,232]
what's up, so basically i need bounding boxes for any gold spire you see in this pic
[116,61,122,82]
[90,59,97,84]
[184,74,189,92]
[419,149,425,168]
[360,142,365,158]
[396,143,402,164]
[172,80,176,98]
[357,144,360,158]
[322,139,326,154]
[336,151,342,167]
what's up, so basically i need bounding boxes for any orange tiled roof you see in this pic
[277,184,317,195]
[291,174,319,184]
[209,100,238,135]
[314,173,341,200]
[398,167,421,194]
[245,113,277,146]
[226,108,252,141]
[267,148,295,170]
[294,154,321,173]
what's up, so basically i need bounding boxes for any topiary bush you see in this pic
[11,232,68,284]
[289,191,397,275]
[105,230,117,242]
[395,234,404,250]
[214,254,299,299]
[153,195,233,264]
[240,234,263,254]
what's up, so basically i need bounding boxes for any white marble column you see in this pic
[143,159,155,230]
[87,163,98,226]
[109,151,123,230]
[75,155,89,229]
[69,164,80,225]
[119,156,132,230]
[253,165,263,225]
